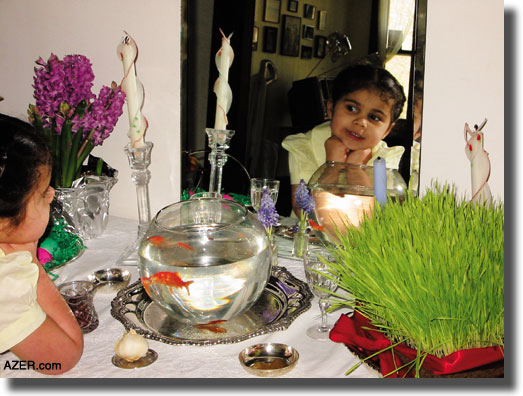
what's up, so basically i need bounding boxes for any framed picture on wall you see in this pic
[303,4,316,19]
[318,10,327,30]
[303,25,314,40]
[264,0,281,23]
[281,15,301,57]
[301,45,312,59]
[288,0,298,12]
[252,26,259,51]
[314,35,326,58]
[263,26,278,53]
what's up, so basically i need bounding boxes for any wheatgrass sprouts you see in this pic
[320,184,503,370]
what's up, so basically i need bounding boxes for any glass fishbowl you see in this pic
[138,197,272,325]
[308,161,408,244]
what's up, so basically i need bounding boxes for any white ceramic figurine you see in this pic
[464,119,492,205]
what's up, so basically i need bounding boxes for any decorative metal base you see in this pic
[110,266,313,346]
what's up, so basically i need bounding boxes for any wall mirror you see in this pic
[181,0,427,215]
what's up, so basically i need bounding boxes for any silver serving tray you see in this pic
[110,266,313,346]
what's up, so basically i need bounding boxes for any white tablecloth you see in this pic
[0,216,380,378]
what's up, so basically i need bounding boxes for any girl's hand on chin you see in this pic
[325,136,348,162]
[345,148,372,165]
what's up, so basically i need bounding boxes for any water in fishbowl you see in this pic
[138,225,271,324]
[310,184,405,244]
[250,187,279,212]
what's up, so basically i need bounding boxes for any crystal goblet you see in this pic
[303,252,337,340]
[250,178,280,212]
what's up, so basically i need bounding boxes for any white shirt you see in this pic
[282,121,406,185]
[0,249,46,352]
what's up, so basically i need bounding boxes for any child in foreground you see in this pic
[0,114,83,374]
[282,64,406,215]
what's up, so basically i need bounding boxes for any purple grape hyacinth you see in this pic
[257,189,279,232]
[294,179,314,242]
[295,179,315,213]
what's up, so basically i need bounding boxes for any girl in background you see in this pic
[282,64,407,215]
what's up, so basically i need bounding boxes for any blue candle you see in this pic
[373,157,387,205]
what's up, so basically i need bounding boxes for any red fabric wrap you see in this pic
[329,311,504,377]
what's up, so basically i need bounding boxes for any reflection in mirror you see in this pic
[181,0,427,215]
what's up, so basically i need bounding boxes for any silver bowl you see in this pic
[88,268,131,294]
[239,343,299,377]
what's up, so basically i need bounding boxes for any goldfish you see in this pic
[147,236,194,251]
[194,320,227,334]
[148,235,165,246]
[141,272,194,296]
[177,242,194,251]
[188,155,200,172]
[308,219,326,232]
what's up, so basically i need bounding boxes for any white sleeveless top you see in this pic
[0,249,46,352]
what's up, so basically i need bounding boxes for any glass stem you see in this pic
[116,142,153,266]
[126,142,153,236]
[318,298,330,331]
[205,128,235,194]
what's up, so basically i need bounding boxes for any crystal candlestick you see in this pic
[116,141,153,266]
[205,128,235,194]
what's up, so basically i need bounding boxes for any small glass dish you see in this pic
[238,343,299,377]
[88,268,131,294]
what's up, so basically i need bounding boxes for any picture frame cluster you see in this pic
[258,0,327,60]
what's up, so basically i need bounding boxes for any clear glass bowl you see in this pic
[138,197,271,325]
[308,161,407,244]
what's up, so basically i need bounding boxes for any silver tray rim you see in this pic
[110,266,313,346]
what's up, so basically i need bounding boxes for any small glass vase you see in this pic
[292,229,309,258]
[53,175,117,240]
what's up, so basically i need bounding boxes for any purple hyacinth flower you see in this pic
[257,188,279,229]
[295,179,315,214]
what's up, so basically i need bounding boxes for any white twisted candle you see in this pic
[117,32,148,148]
[213,29,234,130]
[464,119,492,205]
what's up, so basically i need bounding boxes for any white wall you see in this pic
[0,0,181,220]
[419,0,504,201]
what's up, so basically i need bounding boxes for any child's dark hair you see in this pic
[331,64,406,122]
[0,113,52,227]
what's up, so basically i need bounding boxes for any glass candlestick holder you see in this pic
[116,141,153,266]
[205,128,235,194]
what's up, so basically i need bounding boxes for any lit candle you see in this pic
[213,29,234,130]
[117,32,148,148]
[373,157,387,205]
